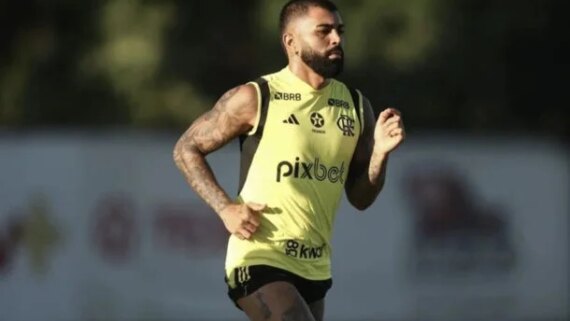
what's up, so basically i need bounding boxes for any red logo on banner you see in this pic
[92,195,136,263]
[154,202,227,256]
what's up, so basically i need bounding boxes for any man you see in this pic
[173,0,405,320]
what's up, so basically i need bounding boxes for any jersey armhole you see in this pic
[356,89,364,135]
[245,81,262,136]
[348,87,365,135]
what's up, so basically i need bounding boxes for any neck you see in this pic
[288,61,329,90]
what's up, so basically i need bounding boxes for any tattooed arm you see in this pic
[345,96,405,211]
[173,84,265,239]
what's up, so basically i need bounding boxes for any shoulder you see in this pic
[334,80,374,115]
[335,80,366,103]
[206,83,259,129]
[217,83,258,109]
[343,86,374,134]
[240,70,282,103]
[252,70,282,84]
[338,82,372,112]
[237,82,258,101]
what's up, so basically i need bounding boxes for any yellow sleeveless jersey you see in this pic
[225,66,364,283]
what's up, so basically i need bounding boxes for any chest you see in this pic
[263,90,360,161]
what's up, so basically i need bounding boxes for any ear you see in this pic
[283,32,298,55]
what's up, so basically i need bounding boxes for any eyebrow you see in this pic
[315,23,345,29]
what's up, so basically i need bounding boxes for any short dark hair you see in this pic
[279,0,338,35]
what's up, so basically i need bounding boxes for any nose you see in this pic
[330,29,342,46]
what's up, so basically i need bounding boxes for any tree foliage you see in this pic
[0,0,565,138]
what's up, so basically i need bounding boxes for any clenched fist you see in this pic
[374,108,405,154]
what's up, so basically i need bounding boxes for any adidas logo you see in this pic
[282,114,300,125]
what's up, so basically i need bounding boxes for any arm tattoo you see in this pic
[187,87,240,152]
[181,156,230,214]
[173,86,252,214]
[255,292,272,320]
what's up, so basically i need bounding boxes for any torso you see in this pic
[225,66,362,280]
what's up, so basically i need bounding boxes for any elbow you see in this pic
[353,202,371,212]
[346,188,370,212]
[348,197,372,212]
[172,143,183,168]
[172,139,203,170]
[172,140,192,170]
[348,189,383,212]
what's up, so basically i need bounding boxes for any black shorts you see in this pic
[225,265,333,310]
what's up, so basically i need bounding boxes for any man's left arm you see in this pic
[345,96,405,211]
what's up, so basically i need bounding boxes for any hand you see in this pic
[219,202,266,240]
[374,108,405,154]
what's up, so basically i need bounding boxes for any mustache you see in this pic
[326,46,344,56]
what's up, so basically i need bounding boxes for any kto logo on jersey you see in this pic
[328,98,350,109]
[285,240,325,259]
[276,157,345,184]
[337,115,355,136]
[274,92,302,101]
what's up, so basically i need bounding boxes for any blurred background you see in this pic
[0,0,567,321]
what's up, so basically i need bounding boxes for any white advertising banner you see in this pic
[0,131,567,321]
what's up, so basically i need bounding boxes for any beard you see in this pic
[300,46,344,78]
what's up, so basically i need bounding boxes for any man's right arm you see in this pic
[173,84,264,239]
